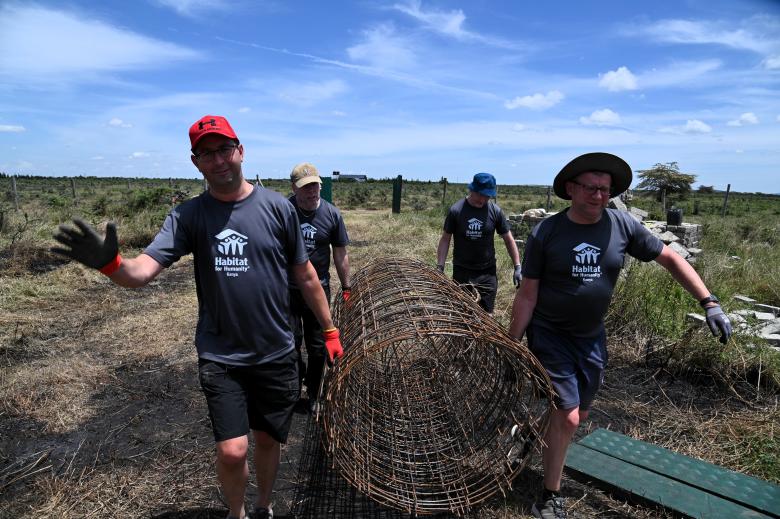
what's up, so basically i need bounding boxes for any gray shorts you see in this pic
[526,323,607,411]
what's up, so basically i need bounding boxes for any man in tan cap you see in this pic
[53,116,344,519]
[288,162,350,412]
[509,152,731,519]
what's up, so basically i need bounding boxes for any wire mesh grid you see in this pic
[293,257,553,517]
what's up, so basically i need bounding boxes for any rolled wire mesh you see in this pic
[320,257,554,517]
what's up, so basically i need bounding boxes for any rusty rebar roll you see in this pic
[322,257,554,516]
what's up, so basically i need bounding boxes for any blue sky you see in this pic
[1,0,779,192]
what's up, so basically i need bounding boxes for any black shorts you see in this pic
[198,351,300,443]
[453,264,498,313]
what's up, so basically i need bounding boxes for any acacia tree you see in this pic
[635,162,696,201]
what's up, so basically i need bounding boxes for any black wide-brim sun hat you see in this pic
[553,152,632,200]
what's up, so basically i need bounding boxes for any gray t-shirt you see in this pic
[443,198,511,270]
[288,196,349,287]
[522,208,663,337]
[144,185,308,366]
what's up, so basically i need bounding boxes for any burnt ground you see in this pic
[1,253,777,518]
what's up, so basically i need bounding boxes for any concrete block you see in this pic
[754,304,780,316]
[759,320,780,336]
[629,206,648,218]
[658,231,681,243]
[687,248,703,256]
[733,295,756,303]
[760,334,780,347]
[755,312,775,321]
[608,197,628,211]
[669,241,690,259]
[687,313,705,324]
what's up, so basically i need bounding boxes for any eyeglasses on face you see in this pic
[194,144,238,163]
[572,181,611,196]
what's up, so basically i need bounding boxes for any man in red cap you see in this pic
[509,152,731,519]
[53,115,343,519]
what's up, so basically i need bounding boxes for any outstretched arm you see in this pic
[52,218,163,288]
[654,244,732,344]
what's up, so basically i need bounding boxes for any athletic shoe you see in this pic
[532,496,567,518]
[251,506,273,519]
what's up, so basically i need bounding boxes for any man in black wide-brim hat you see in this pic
[509,152,731,519]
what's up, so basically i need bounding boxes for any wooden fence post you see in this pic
[71,178,77,201]
[545,186,551,212]
[721,184,731,217]
[441,178,447,206]
[169,177,174,188]
[12,175,19,211]
[392,175,403,214]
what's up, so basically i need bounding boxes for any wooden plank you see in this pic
[579,429,780,517]
[565,443,773,518]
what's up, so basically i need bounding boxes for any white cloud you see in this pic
[278,79,348,107]
[108,117,132,128]
[727,112,759,126]
[391,0,525,51]
[683,119,712,133]
[238,107,251,113]
[331,110,347,117]
[347,24,416,70]
[0,125,26,132]
[764,55,780,70]
[735,149,744,154]
[0,5,201,83]
[91,156,105,160]
[579,109,621,126]
[599,66,638,92]
[512,123,526,132]
[129,151,150,159]
[505,90,564,110]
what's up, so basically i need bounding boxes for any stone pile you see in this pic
[688,295,780,351]
[507,201,703,264]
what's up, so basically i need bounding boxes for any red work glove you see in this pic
[323,327,343,365]
[342,288,351,302]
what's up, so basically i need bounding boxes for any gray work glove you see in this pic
[436,264,445,273]
[52,218,119,270]
[705,305,732,344]
[512,265,523,287]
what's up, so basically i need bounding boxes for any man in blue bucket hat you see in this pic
[436,172,522,313]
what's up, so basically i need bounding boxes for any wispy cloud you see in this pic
[762,55,780,70]
[108,118,133,128]
[0,5,201,83]
[598,66,638,92]
[347,23,417,70]
[277,79,348,107]
[638,60,722,88]
[129,151,150,159]
[727,112,759,126]
[579,109,621,126]
[505,91,564,110]
[391,0,527,51]
[633,16,780,57]
[152,0,231,17]
[0,125,26,133]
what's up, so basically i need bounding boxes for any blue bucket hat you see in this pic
[467,172,497,197]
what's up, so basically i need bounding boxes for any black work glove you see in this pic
[512,265,522,287]
[705,305,732,344]
[52,218,119,270]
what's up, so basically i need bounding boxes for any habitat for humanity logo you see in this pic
[214,229,250,277]
[571,242,601,282]
[300,223,318,252]
[466,218,484,238]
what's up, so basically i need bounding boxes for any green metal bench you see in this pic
[564,428,780,518]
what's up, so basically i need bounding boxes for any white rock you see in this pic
[755,312,776,321]
[754,304,780,316]
[658,231,681,243]
[669,241,690,259]
[733,295,756,303]
[687,313,705,323]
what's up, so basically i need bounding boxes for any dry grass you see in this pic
[1,208,778,518]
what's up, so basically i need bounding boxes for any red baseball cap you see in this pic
[189,115,238,150]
